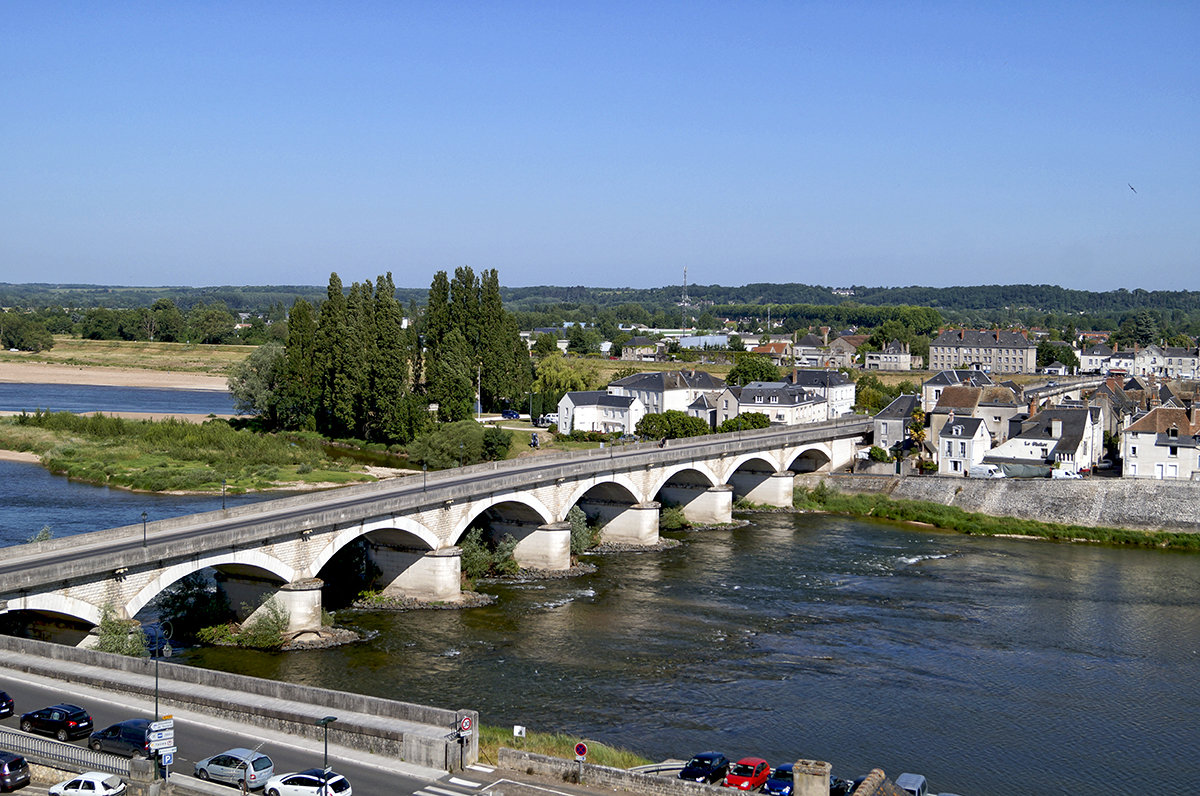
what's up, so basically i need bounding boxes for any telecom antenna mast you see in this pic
[681,266,689,305]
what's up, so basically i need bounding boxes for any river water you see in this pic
[180,513,1200,795]
[2,386,1197,794]
[0,383,239,415]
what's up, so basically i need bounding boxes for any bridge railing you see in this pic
[0,726,130,776]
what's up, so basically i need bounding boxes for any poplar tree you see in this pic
[449,266,482,357]
[343,279,376,436]
[278,298,318,429]
[371,273,412,441]
[316,273,356,436]
[424,271,451,356]
[428,328,475,421]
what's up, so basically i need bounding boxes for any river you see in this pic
[182,512,1198,795]
[0,383,239,415]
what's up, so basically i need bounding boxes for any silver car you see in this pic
[194,748,275,790]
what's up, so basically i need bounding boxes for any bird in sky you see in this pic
[1128,183,1137,193]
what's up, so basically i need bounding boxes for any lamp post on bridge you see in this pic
[141,511,148,547]
[316,716,338,796]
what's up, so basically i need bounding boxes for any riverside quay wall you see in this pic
[810,473,1200,534]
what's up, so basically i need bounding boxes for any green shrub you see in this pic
[94,605,149,657]
[659,506,689,530]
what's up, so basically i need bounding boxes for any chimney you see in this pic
[1051,417,1063,438]
[995,330,1001,342]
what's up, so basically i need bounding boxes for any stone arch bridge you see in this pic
[0,417,869,644]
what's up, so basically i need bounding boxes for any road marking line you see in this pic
[467,765,495,774]
[449,777,482,788]
[425,786,469,796]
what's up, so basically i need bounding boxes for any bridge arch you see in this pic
[307,516,440,578]
[124,550,295,620]
[723,452,782,479]
[450,493,555,546]
[8,593,103,627]
[785,445,832,473]
[562,474,643,518]
[647,462,720,497]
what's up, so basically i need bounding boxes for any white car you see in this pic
[263,769,352,796]
[50,772,127,796]
[1051,468,1082,479]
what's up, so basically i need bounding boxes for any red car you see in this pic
[724,757,770,791]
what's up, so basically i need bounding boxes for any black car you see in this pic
[0,752,30,792]
[19,704,93,741]
[0,692,12,719]
[678,751,730,783]
[88,718,152,757]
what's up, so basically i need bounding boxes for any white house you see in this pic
[874,394,920,453]
[607,370,726,415]
[1120,406,1200,480]
[983,407,1100,477]
[920,370,993,412]
[936,415,991,476]
[557,391,645,434]
[714,382,826,427]
[784,370,855,419]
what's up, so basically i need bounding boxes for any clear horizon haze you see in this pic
[3,2,1197,292]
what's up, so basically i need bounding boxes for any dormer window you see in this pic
[1168,426,1179,439]
[755,395,763,404]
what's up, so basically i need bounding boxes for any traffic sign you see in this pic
[155,746,177,756]
[149,730,174,742]
[149,739,175,751]
[160,752,174,766]
[460,716,472,732]
[574,742,588,759]
[149,719,174,732]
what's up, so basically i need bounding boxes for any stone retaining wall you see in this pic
[811,474,1200,533]
[498,749,723,796]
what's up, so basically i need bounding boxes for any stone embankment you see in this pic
[811,473,1200,533]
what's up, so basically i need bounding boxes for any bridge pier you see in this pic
[730,471,795,508]
[375,546,463,602]
[513,522,571,570]
[583,501,661,545]
[276,578,325,636]
[660,484,733,525]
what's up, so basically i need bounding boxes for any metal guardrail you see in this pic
[0,726,130,776]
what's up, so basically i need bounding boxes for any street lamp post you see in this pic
[141,511,148,547]
[222,478,227,510]
[153,621,173,720]
[316,716,338,796]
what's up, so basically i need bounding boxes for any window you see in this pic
[946,441,953,455]
[1169,446,1178,457]
[959,441,966,456]
[1131,445,1137,457]
[882,422,889,434]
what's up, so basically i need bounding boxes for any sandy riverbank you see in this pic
[0,362,229,391]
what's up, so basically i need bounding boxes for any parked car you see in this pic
[1096,458,1114,470]
[678,751,729,783]
[724,757,770,791]
[88,718,152,757]
[967,463,1005,479]
[19,704,93,741]
[195,748,275,790]
[829,777,857,796]
[1051,469,1082,479]
[500,410,520,420]
[762,763,794,796]
[48,772,126,796]
[0,691,13,719]
[263,768,352,796]
[0,752,30,792]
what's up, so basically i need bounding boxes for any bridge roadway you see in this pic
[0,416,871,637]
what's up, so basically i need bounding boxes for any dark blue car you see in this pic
[763,764,793,796]
[500,409,520,419]
[678,752,729,784]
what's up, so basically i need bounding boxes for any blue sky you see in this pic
[3,2,1197,291]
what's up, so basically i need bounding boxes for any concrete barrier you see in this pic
[0,635,474,771]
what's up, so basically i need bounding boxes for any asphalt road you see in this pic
[0,671,450,795]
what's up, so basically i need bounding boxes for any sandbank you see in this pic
[0,362,229,391]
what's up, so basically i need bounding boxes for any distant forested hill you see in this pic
[3,280,1198,320]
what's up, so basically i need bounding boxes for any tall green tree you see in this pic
[726,353,780,385]
[315,273,357,436]
[424,271,452,356]
[277,299,319,430]
[449,266,482,357]
[371,273,415,442]
[428,328,476,421]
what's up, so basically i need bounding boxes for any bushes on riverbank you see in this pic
[475,723,650,769]
[795,482,1200,550]
[0,410,374,492]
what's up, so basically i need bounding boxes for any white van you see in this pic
[967,463,1005,479]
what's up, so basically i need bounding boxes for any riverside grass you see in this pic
[795,483,1200,550]
[476,724,650,769]
[0,411,374,492]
